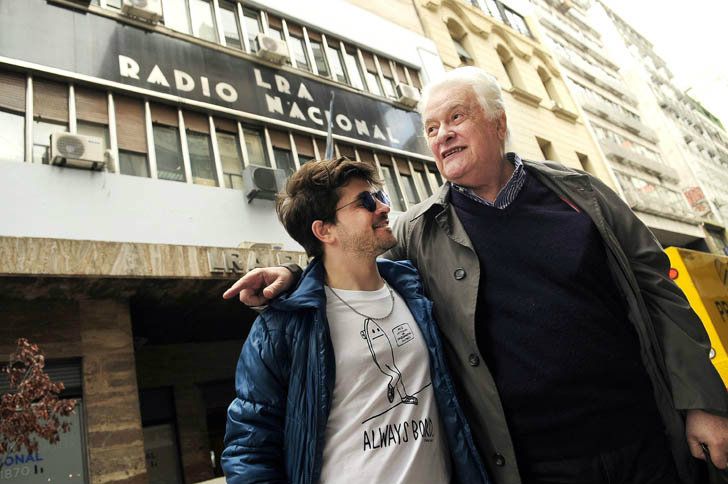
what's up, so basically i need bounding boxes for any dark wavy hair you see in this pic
[276,157,381,257]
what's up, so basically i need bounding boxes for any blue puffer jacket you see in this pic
[222,258,489,484]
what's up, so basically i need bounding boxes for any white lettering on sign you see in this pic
[118,55,140,80]
[118,54,239,104]
[147,65,170,87]
[117,55,408,147]
[174,69,194,92]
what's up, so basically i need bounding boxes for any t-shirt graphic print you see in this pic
[318,284,451,484]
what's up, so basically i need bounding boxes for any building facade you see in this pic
[0,0,445,482]
[525,0,715,250]
[594,1,728,254]
[350,0,615,184]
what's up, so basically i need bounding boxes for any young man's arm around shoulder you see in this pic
[222,312,289,483]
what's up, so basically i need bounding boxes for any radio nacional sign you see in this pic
[0,0,429,156]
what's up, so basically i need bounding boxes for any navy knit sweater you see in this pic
[450,173,663,462]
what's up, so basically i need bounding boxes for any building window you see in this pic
[215,118,244,189]
[576,152,592,173]
[426,166,443,191]
[362,52,383,96]
[293,133,316,166]
[0,360,87,483]
[0,71,26,162]
[75,86,110,154]
[187,131,217,186]
[33,120,66,164]
[243,8,262,52]
[497,45,522,89]
[326,40,348,84]
[33,79,69,164]
[412,168,432,197]
[151,103,184,181]
[452,37,473,66]
[395,158,421,205]
[537,67,561,104]
[343,45,365,90]
[287,24,311,72]
[502,6,531,37]
[217,131,244,189]
[273,148,295,177]
[183,111,217,186]
[219,2,242,49]
[162,0,191,34]
[243,127,268,167]
[378,59,397,99]
[265,15,285,41]
[154,125,185,181]
[380,163,405,211]
[0,109,25,162]
[536,137,555,160]
[119,151,149,177]
[189,0,217,42]
[269,129,296,177]
[401,173,420,205]
[77,121,110,152]
[482,0,504,22]
[115,95,149,177]
[310,39,330,77]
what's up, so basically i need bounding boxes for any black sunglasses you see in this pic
[336,190,391,212]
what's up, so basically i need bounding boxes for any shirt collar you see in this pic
[449,152,526,209]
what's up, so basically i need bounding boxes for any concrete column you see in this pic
[174,383,214,483]
[80,299,147,484]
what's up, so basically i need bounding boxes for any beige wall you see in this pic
[348,0,616,187]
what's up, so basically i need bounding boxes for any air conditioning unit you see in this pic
[50,133,106,171]
[243,166,287,202]
[121,0,162,24]
[395,83,420,108]
[256,33,289,64]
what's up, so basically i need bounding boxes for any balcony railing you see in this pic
[600,138,678,182]
[580,96,658,143]
[556,52,636,105]
[539,15,603,58]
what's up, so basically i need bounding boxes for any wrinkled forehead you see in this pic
[423,84,478,120]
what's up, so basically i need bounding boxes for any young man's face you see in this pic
[329,177,396,258]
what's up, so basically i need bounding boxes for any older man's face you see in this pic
[423,84,506,188]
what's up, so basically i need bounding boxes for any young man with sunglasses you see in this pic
[221,157,488,484]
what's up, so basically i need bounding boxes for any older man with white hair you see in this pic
[224,66,728,484]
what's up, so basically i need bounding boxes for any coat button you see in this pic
[468,354,480,366]
[454,268,466,280]
[494,453,506,467]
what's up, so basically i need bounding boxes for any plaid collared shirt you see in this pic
[449,152,526,209]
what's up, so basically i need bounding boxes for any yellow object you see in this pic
[665,247,728,387]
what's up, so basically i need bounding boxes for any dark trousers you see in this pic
[519,434,682,484]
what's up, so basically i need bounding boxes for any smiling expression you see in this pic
[423,84,507,188]
[331,178,397,258]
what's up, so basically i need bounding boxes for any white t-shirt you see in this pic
[318,283,451,484]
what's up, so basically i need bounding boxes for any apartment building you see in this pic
[0,0,444,482]
[595,1,728,254]
[525,0,714,250]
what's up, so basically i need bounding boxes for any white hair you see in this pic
[418,66,510,146]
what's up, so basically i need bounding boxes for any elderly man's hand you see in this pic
[686,409,728,469]
[222,267,294,306]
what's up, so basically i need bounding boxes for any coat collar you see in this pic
[407,156,592,217]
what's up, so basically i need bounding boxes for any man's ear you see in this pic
[496,111,508,141]
[312,220,335,245]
